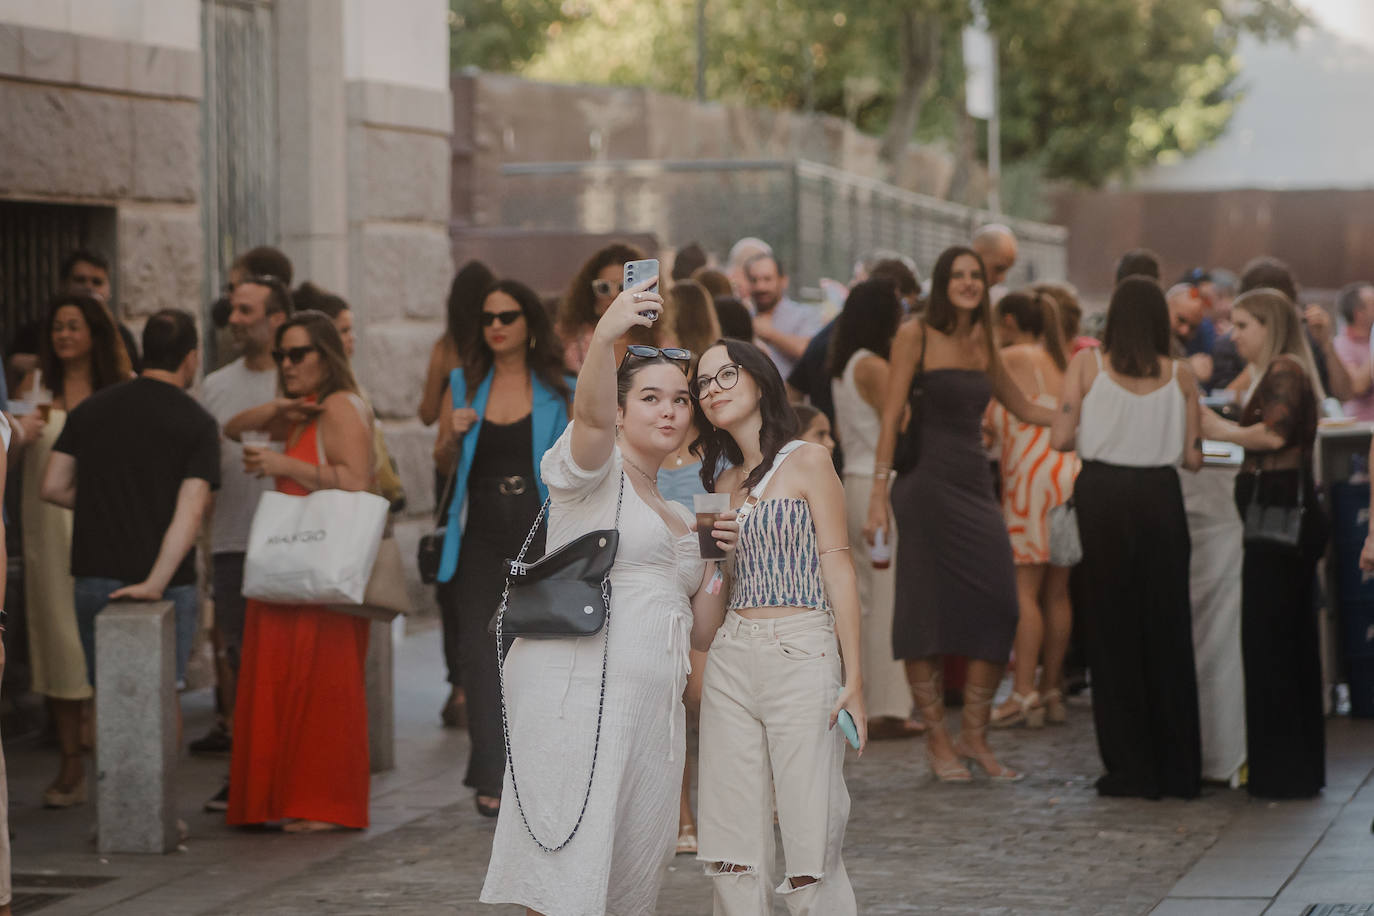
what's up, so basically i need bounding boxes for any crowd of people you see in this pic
[0,227,1367,915]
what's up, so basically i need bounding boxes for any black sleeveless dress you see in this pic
[890,369,1018,662]
[450,415,541,797]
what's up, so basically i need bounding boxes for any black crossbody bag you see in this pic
[490,469,624,852]
[1242,466,1305,550]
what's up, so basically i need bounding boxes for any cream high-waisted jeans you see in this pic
[697,610,856,916]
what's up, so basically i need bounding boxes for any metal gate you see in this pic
[201,0,277,359]
[0,201,114,355]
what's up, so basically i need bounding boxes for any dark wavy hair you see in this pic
[827,279,902,378]
[446,260,495,362]
[556,242,645,335]
[39,293,132,396]
[692,338,799,492]
[926,246,995,355]
[465,279,571,406]
[1239,255,1299,303]
[996,289,1068,370]
[1103,277,1172,378]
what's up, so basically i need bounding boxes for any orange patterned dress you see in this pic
[987,378,1080,566]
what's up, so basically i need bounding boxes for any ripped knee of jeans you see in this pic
[705,862,757,877]
[777,874,822,894]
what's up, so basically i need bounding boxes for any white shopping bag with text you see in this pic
[242,489,389,605]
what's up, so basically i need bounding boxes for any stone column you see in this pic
[274,0,349,291]
[366,618,395,772]
[96,600,178,855]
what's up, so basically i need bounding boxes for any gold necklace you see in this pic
[622,454,660,492]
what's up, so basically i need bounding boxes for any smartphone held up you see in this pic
[624,259,660,321]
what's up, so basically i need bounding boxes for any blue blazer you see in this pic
[436,367,574,583]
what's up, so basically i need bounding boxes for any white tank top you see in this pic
[831,348,883,475]
[1078,349,1186,467]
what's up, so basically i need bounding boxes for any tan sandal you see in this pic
[912,676,972,783]
[282,819,347,833]
[956,684,1024,782]
[990,691,1044,729]
[675,825,698,855]
[1041,688,1067,725]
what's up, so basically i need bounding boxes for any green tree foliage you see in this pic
[987,0,1308,184]
[449,0,572,72]
[450,0,1309,187]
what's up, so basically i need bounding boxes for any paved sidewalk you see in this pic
[6,620,1373,914]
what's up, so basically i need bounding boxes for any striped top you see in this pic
[728,497,831,612]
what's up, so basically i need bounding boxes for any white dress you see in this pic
[481,426,705,916]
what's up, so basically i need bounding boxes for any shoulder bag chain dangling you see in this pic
[493,469,624,852]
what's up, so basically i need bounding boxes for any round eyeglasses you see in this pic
[690,363,741,400]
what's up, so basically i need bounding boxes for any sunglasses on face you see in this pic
[690,363,741,400]
[592,279,622,298]
[272,345,318,365]
[618,345,692,373]
[481,310,523,327]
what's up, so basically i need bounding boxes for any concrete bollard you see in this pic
[366,618,395,773]
[95,600,177,855]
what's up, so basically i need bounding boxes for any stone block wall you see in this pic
[347,81,454,527]
[0,24,203,322]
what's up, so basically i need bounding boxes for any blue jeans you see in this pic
[74,578,199,687]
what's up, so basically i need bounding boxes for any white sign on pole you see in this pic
[962,25,996,120]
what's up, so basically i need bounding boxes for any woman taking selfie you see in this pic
[693,337,866,914]
[433,279,573,819]
[15,294,131,807]
[866,246,1053,784]
[224,311,375,831]
[1052,277,1204,799]
[1200,288,1328,799]
[555,242,645,373]
[481,282,736,915]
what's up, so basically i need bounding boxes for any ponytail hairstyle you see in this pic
[996,290,1068,370]
[691,338,800,493]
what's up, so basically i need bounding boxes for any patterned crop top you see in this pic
[728,497,832,612]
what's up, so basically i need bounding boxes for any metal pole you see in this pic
[987,34,1001,215]
[696,0,707,102]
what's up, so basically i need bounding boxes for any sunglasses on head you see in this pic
[592,279,622,298]
[272,345,318,365]
[618,345,692,373]
[481,309,523,327]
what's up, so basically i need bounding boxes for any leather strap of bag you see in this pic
[495,460,625,853]
[433,384,472,524]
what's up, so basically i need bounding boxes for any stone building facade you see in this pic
[1,1,454,607]
[0,6,205,329]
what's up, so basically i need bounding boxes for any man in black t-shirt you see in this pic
[43,309,220,688]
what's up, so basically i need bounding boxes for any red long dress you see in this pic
[227,419,371,828]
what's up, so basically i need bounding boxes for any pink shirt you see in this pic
[1333,332,1374,420]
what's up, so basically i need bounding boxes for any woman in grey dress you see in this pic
[865,246,1053,783]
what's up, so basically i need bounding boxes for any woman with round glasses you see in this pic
[482,282,738,915]
[555,242,646,373]
[224,311,376,832]
[691,338,866,914]
[433,279,574,819]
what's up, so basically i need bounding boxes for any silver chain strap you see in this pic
[495,468,625,852]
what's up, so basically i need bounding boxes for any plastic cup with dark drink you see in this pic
[693,492,731,559]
